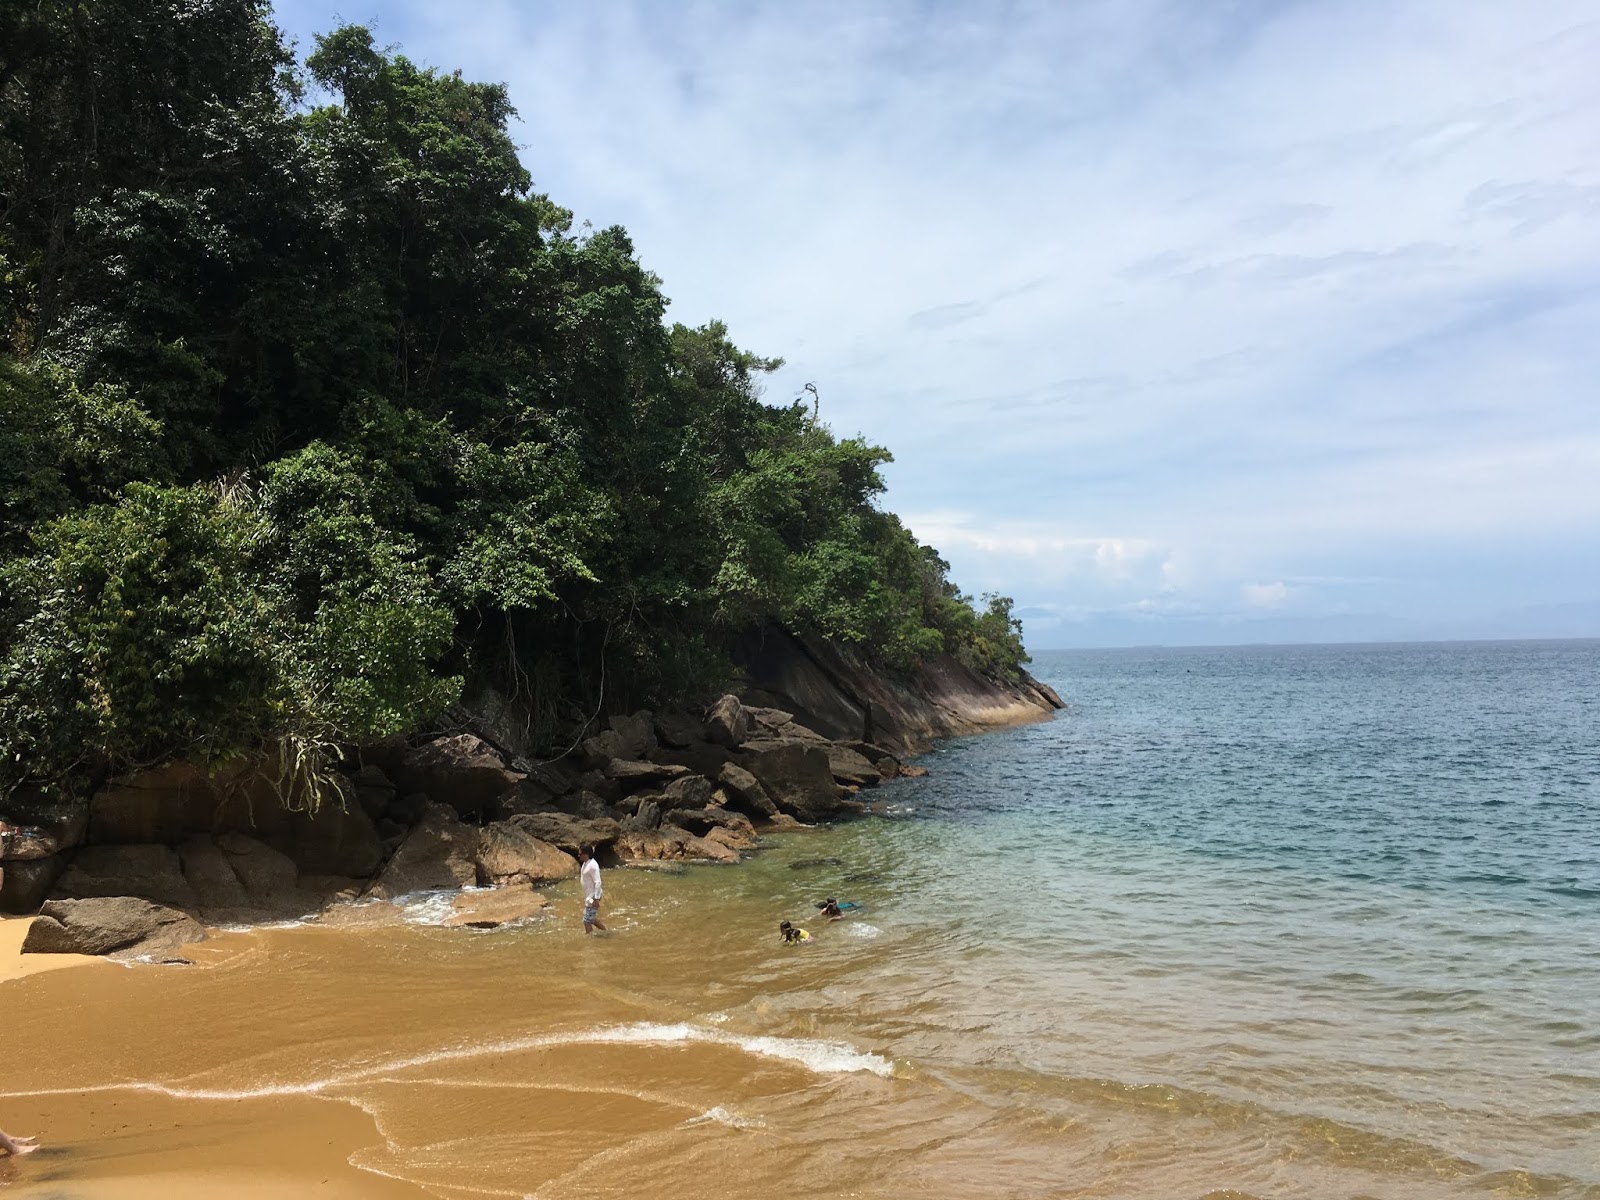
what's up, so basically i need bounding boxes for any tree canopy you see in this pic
[0,1,1026,797]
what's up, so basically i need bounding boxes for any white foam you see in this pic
[843,923,883,939]
[684,1105,766,1130]
[3,1022,892,1103]
[398,891,460,925]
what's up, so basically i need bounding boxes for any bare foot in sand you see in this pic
[0,1130,39,1155]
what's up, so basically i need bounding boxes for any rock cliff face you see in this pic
[2,639,1064,951]
[734,626,1062,755]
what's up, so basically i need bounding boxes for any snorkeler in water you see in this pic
[779,920,812,944]
[817,897,843,920]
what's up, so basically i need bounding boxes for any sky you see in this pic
[274,0,1600,648]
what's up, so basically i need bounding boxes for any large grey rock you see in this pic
[737,742,844,823]
[715,762,780,818]
[608,711,657,758]
[22,896,207,959]
[52,844,199,909]
[285,800,384,877]
[473,822,579,886]
[622,797,662,832]
[820,742,881,787]
[179,836,251,911]
[215,832,302,906]
[665,806,757,850]
[505,812,620,855]
[660,774,715,810]
[393,735,522,819]
[704,694,751,748]
[367,804,481,899]
[497,777,557,819]
[652,708,704,749]
[845,741,903,778]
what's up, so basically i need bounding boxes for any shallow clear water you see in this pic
[6,639,1598,1198]
[824,639,1600,1194]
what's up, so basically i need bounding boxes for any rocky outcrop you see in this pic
[5,646,1062,933]
[473,822,578,886]
[737,741,846,823]
[393,734,523,819]
[23,896,207,959]
[734,626,1061,755]
[704,694,751,747]
[366,804,481,899]
[505,812,621,856]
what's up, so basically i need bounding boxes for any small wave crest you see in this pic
[684,1105,766,1130]
[3,1021,892,1103]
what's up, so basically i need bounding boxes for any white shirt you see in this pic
[581,858,602,903]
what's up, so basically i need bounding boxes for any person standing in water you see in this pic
[578,846,607,934]
[0,1129,38,1156]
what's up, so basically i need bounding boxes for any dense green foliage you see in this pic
[0,1,1026,793]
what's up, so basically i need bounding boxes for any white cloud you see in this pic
[1241,581,1291,609]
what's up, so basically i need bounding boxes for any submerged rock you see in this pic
[441,885,549,929]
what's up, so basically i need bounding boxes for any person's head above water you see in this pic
[779,920,793,931]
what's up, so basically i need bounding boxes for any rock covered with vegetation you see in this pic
[0,1,1032,809]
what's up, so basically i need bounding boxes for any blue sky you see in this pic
[274,1,1600,647]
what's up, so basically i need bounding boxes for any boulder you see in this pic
[604,759,691,787]
[285,801,384,878]
[572,770,623,804]
[652,708,704,749]
[743,705,795,733]
[215,832,303,907]
[366,804,481,899]
[704,694,750,748]
[52,844,199,909]
[622,798,662,832]
[522,760,580,797]
[178,836,251,911]
[393,735,523,819]
[648,741,735,778]
[351,765,397,820]
[737,742,844,823]
[665,806,757,849]
[820,743,881,787]
[87,761,222,844]
[685,835,740,863]
[900,764,930,778]
[0,855,67,914]
[660,774,715,810]
[715,762,780,818]
[581,728,630,767]
[504,812,621,856]
[608,711,657,758]
[473,822,579,887]
[497,777,557,819]
[442,885,550,929]
[389,791,431,825]
[614,826,692,862]
[22,896,207,959]
[702,824,757,854]
[845,741,903,778]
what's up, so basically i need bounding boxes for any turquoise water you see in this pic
[711,639,1600,1197]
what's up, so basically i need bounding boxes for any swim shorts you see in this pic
[583,900,599,924]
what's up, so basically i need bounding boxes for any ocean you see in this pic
[4,639,1597,1198]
